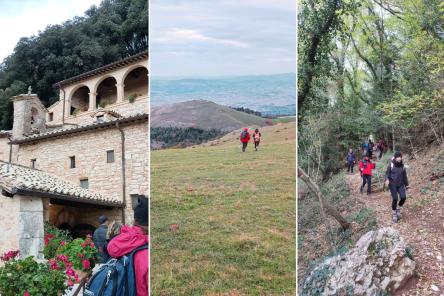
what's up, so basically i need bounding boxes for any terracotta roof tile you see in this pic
[0,161,122,207]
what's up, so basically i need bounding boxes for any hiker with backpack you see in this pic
[240,128,251,152]
[93,215,110,263]
[359,153,375,195]
[385,151,409,223]
[84,196,149,296]
[346,148,356,173]
[252,128,261,151]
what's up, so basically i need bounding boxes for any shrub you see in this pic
[43,222,72,259]
[56,236,97,272]
[0,253,67,296]
[127,94,137,103]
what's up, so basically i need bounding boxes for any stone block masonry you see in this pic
[16,121,148,225]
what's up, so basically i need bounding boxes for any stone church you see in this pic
[0,51,148,259]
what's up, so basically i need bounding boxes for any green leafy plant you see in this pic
[0,254,67,296]
[127,94,137,103]
[56,236,97,272]
[43,222,72,259]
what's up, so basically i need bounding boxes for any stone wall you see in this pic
[0,192,20,261]
[0,137,10,161]
[16,121,148,224]
[17,195,44,259]
[54,96,148,126]
[0,193,44,261]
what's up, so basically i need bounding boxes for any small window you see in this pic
[80,179,89,189]
[69,156,75,169]
[97,115,105,123]
[31,159,36,169]
[48,112,54,122]
[106,150,115,163]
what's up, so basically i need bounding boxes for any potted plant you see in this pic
[43,222,72,259]
[55,235,97,279]
[127,94,137,103]
[0,251,67,296]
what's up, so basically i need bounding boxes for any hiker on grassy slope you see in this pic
[240,128,251,152]
[346,148,356,173]
[359,153,375,195]
[385,151,409,223]
[252,128,261,151]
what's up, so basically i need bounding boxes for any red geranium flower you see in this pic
[82,259,91,270]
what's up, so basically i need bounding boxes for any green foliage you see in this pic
[0,256,67,296]
[0,0,148,129]
[43,222,72,259]
[151,127,227,149]
[404,245,414,260]
[57,237,97,271]
[127,93,137,103]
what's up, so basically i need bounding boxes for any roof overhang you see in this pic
[53,51,148,88]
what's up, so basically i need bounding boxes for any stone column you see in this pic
[89,92,97,111]
[18,195,44,259]
[116,83,125,103]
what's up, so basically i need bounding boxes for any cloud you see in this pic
[153,28,249,48]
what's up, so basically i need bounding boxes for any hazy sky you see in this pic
[150,0,296,77]
[0,0,102,63]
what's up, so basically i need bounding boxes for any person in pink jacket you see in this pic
[107,195,149,296]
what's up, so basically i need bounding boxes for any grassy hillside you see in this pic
[151,122,296,295]
[150,100,268,131]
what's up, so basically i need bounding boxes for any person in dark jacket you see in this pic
[359,153,375,195]
[346,148,356,173]
[93,215,110,263]
[239,128,251,152]
[385,151,409,223]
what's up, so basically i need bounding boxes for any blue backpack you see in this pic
[83,244,148,296]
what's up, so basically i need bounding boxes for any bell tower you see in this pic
[11,86,47,139]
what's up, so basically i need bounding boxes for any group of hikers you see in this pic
[89,195,149,296]
[346,138,409,223]
[239,128,261,152]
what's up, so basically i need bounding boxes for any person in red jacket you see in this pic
[239,128,251,152]
[107,195,149,296]
[359,154,376,195]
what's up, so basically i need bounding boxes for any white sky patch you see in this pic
[0,0,102,63]
[153,28,249,48]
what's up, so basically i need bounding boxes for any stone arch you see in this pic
[123,66,148,101]
[69,85,90,115]
[95,76,118,108]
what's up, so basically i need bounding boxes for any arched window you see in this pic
[96,77,117,108]
[123,67,148,101]
[70,86,90,115]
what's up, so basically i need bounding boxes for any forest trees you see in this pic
[298,0,444,180]
[0,0,148,130]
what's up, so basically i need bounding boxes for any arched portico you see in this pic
[123,66,148,101]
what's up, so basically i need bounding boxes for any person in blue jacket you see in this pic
[346,148,356,173]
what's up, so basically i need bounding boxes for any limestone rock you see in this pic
[301,227,416,296]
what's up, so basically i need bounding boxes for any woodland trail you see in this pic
[346,157,444,296]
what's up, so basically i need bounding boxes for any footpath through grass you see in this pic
[151,123,296,295]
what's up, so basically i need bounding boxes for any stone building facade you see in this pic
[0,52,148,259]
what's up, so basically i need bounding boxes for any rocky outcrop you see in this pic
[301,227,416,295]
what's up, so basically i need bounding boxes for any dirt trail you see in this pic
[346,158,444,296]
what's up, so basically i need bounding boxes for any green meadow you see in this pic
[151,122,296,295]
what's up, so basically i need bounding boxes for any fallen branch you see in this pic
[430,172,444,181]
[298,167,351,230]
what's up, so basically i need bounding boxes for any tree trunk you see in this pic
[298,167,351,230]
